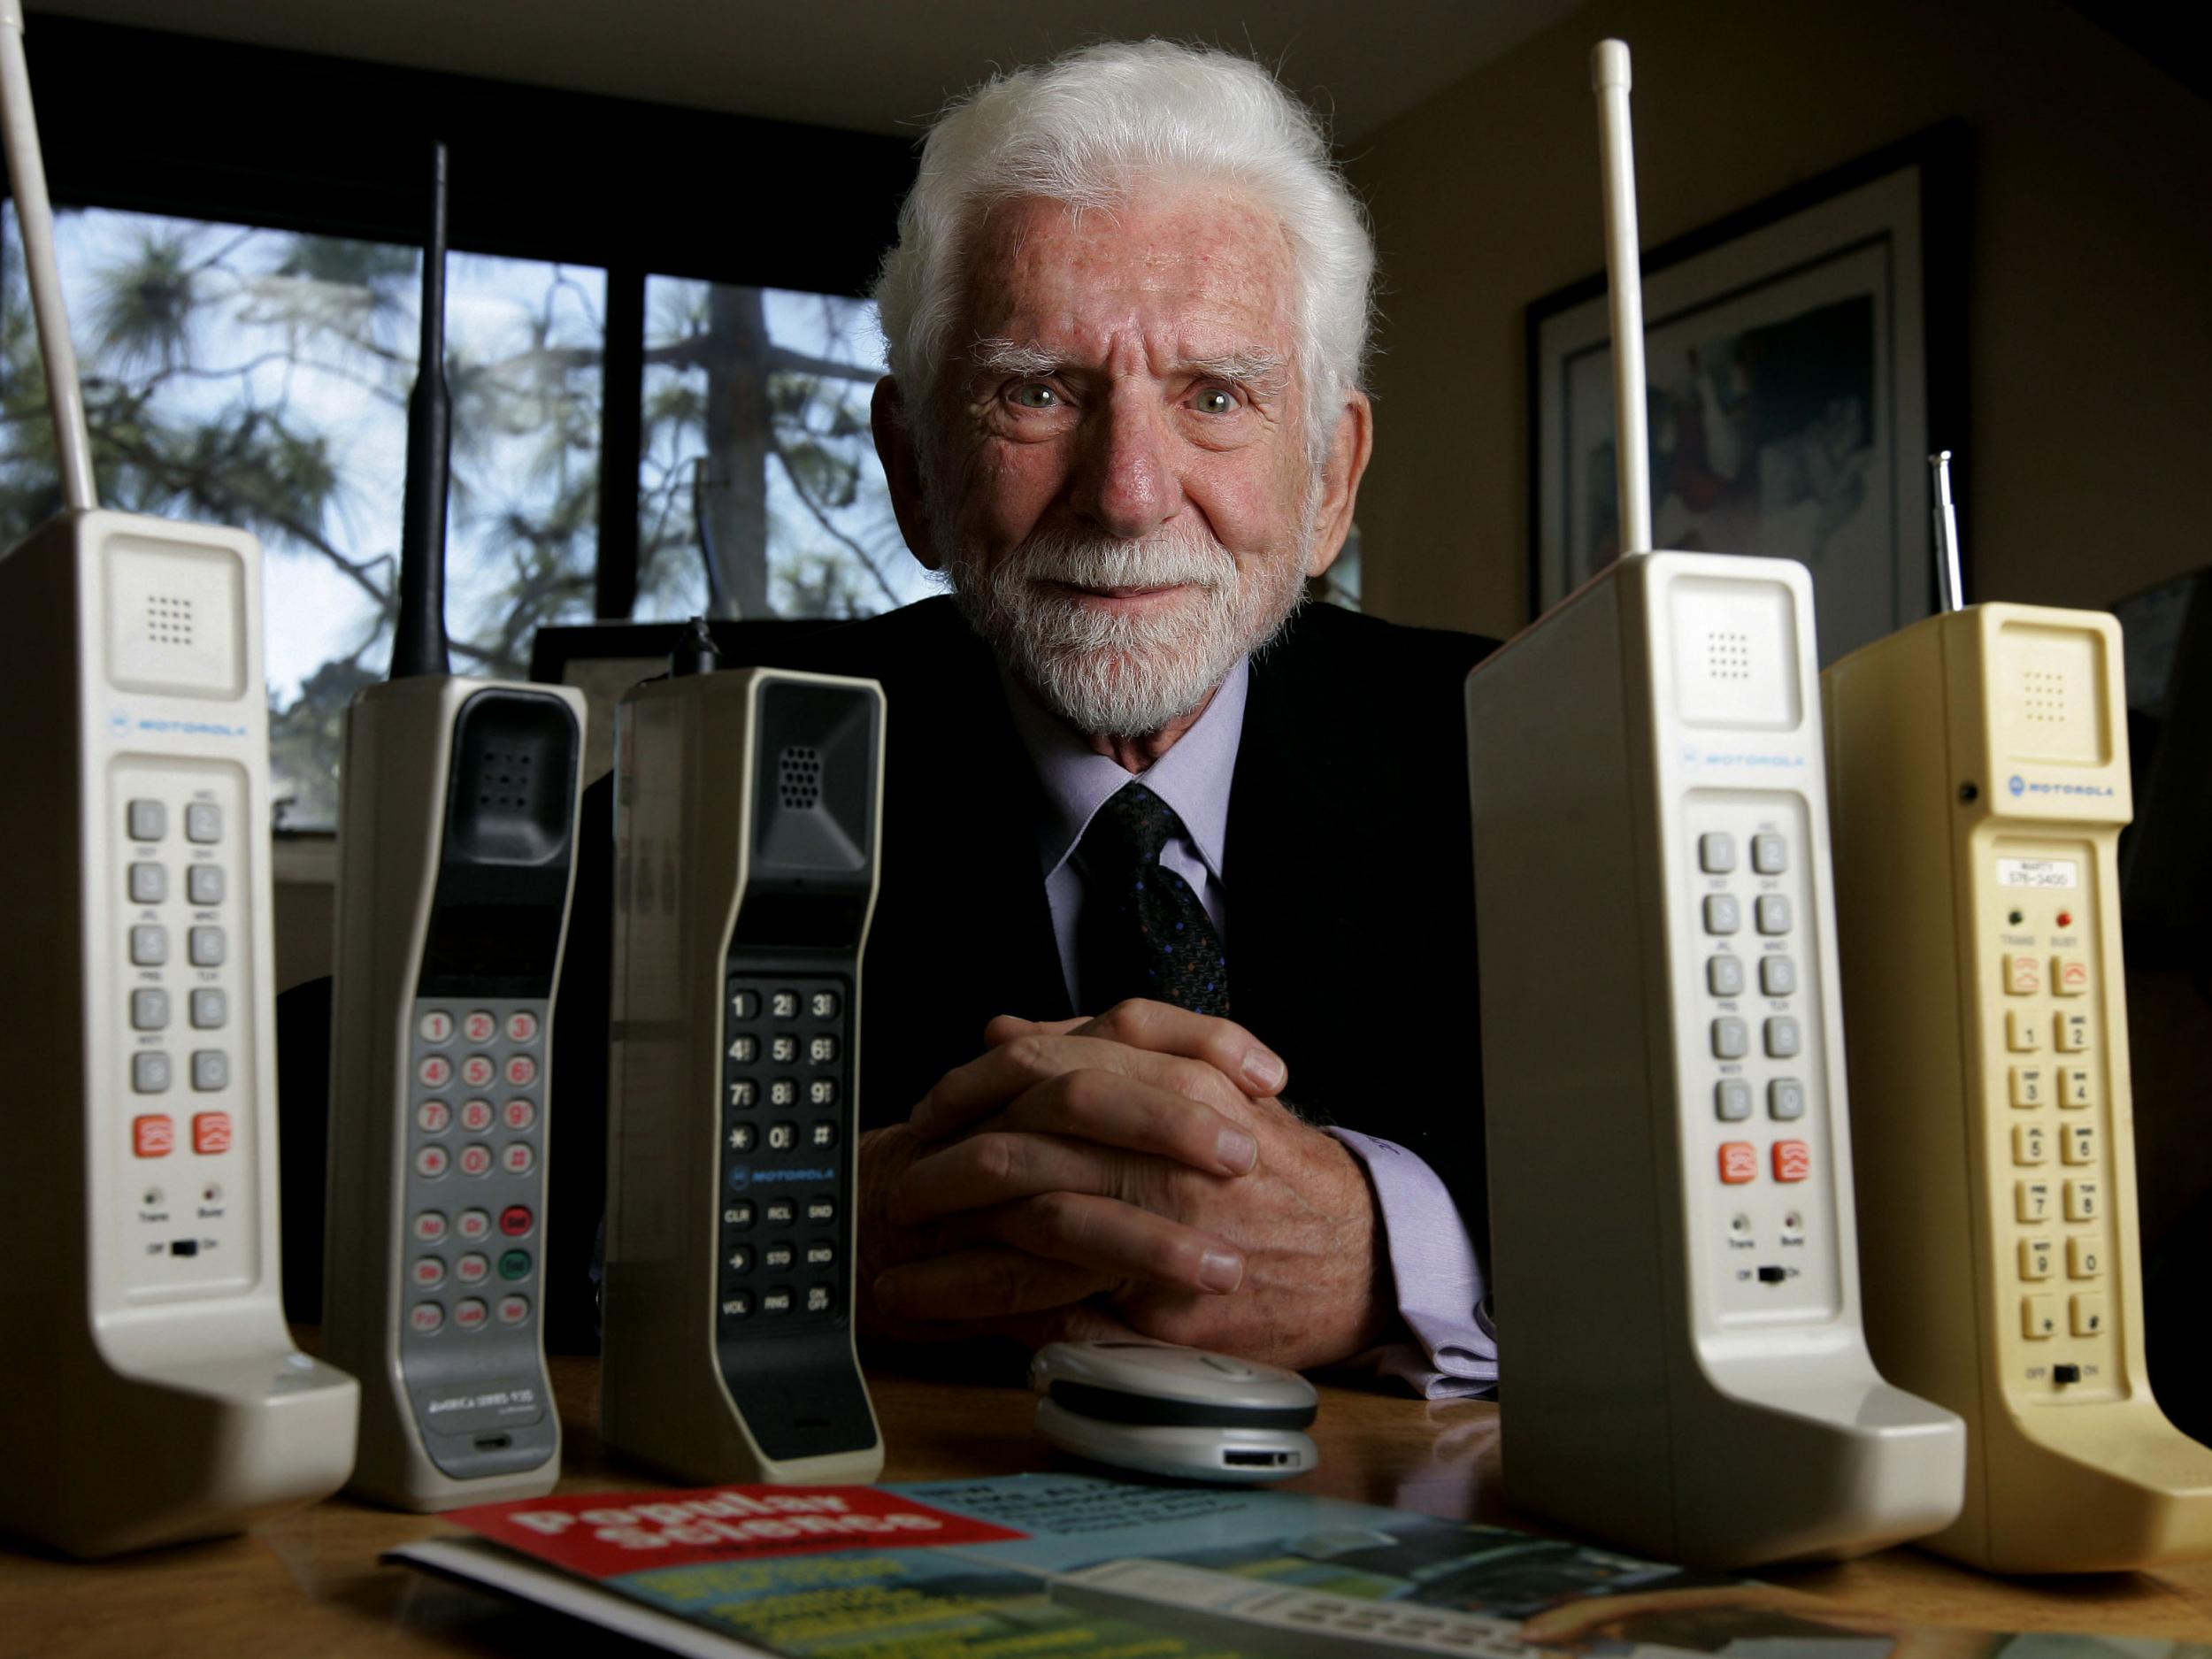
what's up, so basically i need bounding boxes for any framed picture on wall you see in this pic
[1527,125,1966,665]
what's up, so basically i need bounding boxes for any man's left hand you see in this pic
[872,1001,1394,1371]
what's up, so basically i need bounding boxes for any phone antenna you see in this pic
[1592,40,1652,557]
[0,0,97,512]
[1929,451,1966,612]
[389,140,452,680]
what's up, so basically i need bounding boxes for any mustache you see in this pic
[998,526,1236,593]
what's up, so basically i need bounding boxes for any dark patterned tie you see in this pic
[1074,781,1230,1018]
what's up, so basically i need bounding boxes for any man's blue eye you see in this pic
[1010,383,1058,409]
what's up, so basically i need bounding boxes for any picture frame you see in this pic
[1527,124,1967,665]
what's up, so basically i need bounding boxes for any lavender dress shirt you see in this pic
[1002,659,1499,1397]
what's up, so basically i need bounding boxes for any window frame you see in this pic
[8,15,915,618]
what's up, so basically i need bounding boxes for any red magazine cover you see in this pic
[443,1484,1028,1579]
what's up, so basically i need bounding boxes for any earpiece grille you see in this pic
[1704,628,1751,681]
[146,594,196,649]
[475,747,536,810]
[778,745,823,810]
[2022,666,2068,726]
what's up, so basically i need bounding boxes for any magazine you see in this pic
[388,1472,2212,1659]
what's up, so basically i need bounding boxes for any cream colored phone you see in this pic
[1824,481,2212,1571]
[0,0,356,1556]
[601,657,884,1485]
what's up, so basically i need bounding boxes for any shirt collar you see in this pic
[1003,657,1248,887]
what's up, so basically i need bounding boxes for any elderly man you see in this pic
[784,40,1495,1393]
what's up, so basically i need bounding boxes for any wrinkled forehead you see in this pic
[952,188,1302,376]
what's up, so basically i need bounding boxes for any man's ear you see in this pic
[1303,390,1374,578]
[872,376,941,571]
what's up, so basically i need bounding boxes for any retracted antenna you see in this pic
[389,141,452,680]
[1592,40,1653,558]
[0,0,97,512]
[1929,450,1966,612]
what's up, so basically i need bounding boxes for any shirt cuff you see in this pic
[1328,1128,1498,1400]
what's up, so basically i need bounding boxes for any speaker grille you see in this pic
[778,745,823,810]
[1704,627,1752,681]
[146,593,196,649]
[474,746,536,811]
[2022,666,2068,726]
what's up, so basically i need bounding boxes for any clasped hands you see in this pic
[858,1000,1390,1370]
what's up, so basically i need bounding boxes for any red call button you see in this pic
[134,1116,175,1158]
[1719,1142,1758,1185]
[1774,1141,1812,1182]
[192,1112,233,1155]
[500,1204,534,1236]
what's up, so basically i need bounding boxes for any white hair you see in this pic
[873,40,1376,451]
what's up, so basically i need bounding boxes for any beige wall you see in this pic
[1345,0,2212,641]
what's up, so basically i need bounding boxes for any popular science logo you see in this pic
[2009,773,2114,800]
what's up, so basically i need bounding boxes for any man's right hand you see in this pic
[854,1007,1278,1348]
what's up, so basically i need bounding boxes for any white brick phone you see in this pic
[1466,549,1964,1567]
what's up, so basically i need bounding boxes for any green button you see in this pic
[498,1248,532,1281]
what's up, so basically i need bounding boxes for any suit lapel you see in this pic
[1225,611,1408,1109]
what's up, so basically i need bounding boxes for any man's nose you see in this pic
[1069,393,1179,539]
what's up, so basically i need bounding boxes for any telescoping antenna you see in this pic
[0,0,97,512]
[1928,450,1966,612]
[1592,40,1653,559]
[390,141,453,680]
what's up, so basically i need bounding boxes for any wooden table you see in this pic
[6,1356,2211,1655]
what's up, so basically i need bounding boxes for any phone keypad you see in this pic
[1693,805,1838,1323]
[1994,859,2113,1394]
[718,974,852,1333]
[403,997,548,1347]
[119,771,252,1298]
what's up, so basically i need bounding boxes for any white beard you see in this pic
[941,514,1313,737]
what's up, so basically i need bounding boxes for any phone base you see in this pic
[0,1343,357,1559]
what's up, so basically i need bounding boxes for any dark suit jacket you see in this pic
[547,594,1496,1348]
[783,596,1496,1221]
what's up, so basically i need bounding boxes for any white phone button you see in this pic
[501,1142,535,1175]
[1714,1080,1753,1121]
[503,1098,537,1132]
[129,925,168,966]
[190,988,227,1029]
[1698,833,1736,873]
[456,1253,490,1285]
[1703,895,1740,934]
[1707,956,1744,997]
[411,1256,447,1289]
[458,1144,493,1178]
[505,1010,540,1044]
[1755,895,1793,935]
[463,1010,496,1044]
[453,1298,488,1331]
[416,1100,452,1134]
[186,864,224,906]
[128,863,167,904]
[189,1050,228,1091]
[1763,1017,1801,1059]
[457,1209,492,1241]
[410,1302,445,1334]
[1711,1017,1748,1059]
[187,926,226,967]
[127,799,166,841]
[183,803,222,844]
[1751,833,1788,874]
[1760,956,1797,996]
[131,988,171,1031]
[131,1052,173,1094]
[415,1145,450,1179]
[1768,1078,1806,1120]
[497,1294,531,1325]
[419,1010,455,1045]
[460,1055,495,1089]
[414,1210,449,1243]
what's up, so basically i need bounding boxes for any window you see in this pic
[635,280,923,623]
[0,204,605,828]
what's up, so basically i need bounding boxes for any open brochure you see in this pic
[388,1472,2212,1659]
